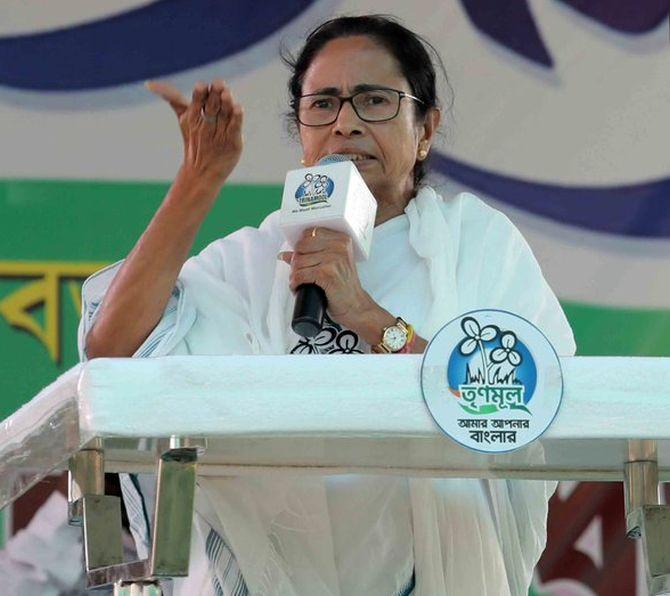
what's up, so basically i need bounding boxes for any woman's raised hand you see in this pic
[146,79,244,191]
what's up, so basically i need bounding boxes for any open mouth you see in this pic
[341,153,376,164]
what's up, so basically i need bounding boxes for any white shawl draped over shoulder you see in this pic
[78,188,575,595]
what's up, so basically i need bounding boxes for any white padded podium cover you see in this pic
[76,354,670,439]
[2,355,670,509]
[78,355,670,480]
[79,355,429,437]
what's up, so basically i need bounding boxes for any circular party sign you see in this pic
[421,310,563,453]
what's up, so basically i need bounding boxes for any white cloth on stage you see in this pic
[0,492,84,595]
[78,187,576,596]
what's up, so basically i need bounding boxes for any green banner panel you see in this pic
[0,179,281,419]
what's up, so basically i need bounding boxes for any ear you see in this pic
[416,107,441,160]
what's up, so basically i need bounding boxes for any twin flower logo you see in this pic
[448,316,536,416]
[421,310,563,453]
[294,173,334,207]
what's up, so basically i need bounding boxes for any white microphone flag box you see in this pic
[279,160,377,261]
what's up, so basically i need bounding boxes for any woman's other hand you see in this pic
[146,79,244,193]
[278,228,380,338]
[279,228,428,352]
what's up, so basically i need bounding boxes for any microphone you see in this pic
[279,154,377,338]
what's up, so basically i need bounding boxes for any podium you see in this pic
[2,355,670,594]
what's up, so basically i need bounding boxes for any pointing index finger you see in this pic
[145,80,189,115]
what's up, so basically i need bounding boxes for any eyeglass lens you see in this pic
[298,89,401,125]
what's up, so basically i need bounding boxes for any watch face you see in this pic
[383,325,407,351]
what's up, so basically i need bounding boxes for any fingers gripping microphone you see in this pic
[279,154,377,338]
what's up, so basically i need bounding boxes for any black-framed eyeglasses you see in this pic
[293,87,424,127]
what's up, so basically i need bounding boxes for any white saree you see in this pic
[78,187,575,596]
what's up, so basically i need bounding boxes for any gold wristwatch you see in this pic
[372,317,412,353]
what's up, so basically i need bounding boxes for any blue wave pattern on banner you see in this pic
[461,0,668,67]
[460,0,553,67]
[557,0,669,34]
[0,0,315,90]
[433,152,670,239]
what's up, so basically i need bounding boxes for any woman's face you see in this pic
[298,35,438,211]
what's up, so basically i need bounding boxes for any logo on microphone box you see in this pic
[294,173,334,207]
[421,309,563,453]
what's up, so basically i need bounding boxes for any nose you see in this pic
[332,98,364,137]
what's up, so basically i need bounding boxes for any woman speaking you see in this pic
[79,15,575,596]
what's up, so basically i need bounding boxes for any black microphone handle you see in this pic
[292,283,327,338]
